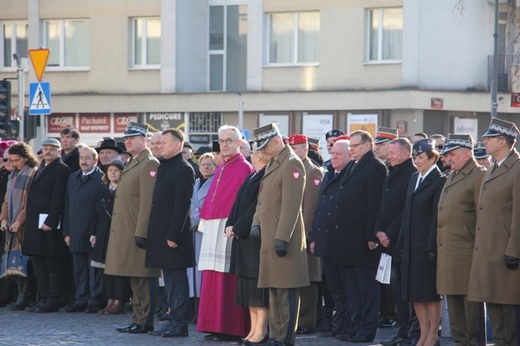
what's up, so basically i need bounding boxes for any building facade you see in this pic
[0,0,518,155]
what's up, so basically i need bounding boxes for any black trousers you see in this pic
[163,268,190,328]
[341,265,380,338]
[72,252,103,306]
[104,274,130,301]
[31,255,67,306]
[390,260,410,338]
[322,257,348,325]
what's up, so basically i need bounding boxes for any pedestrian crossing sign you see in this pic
[29,82,51,115]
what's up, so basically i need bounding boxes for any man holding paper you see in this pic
[23,138,71,313]
[374,138,417,346]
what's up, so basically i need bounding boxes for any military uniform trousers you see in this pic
[486,303,519,346]
[269,287,300,345]
[129,277,156,327]
[445,295,485,346]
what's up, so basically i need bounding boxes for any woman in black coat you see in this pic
[90,159,129,314]
[225,145,270,345]
[397,139,446,346]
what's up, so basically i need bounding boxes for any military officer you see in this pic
[473,145,492,170]
[287,134,323,335]
[436,134,486,346]
[104,122,160,334]
[323,130,344,167]
[252,124,309,346]
[374,127,399,169]
[468,118,520,346]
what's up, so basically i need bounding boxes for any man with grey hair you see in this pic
[63,146,105,313]
[196,125,253,341]
[149,131,162,159]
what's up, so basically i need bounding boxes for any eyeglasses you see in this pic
[218,138,237,146]
[2,158,8,162]
[349,141,366,149]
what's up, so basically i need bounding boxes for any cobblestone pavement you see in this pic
[0,307,456,346]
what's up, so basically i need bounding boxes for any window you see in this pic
[44,20,90,68]
[267,12,320,65]
[1,21,28,69]
[132,18,161,67]
[367,8,402,62]
[208,4,248,92]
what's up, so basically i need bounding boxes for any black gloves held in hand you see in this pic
[135,236,147,249]
[275,240,288,257]
[505,255,519,270]
[250,226,261,240]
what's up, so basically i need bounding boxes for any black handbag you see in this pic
[0,232,29,278]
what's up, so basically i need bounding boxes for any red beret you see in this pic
[288,134,308,146]
[333,134,350,144]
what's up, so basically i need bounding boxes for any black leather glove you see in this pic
[275,239,288,257]
[135,236,146,249]
[505,255,519,270]
[250,225,260,240]
[428,251,436,265]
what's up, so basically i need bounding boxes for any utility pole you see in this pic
[13,54,25,141]
[491,0,499,120]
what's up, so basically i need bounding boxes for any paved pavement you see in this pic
[0,307,456,346]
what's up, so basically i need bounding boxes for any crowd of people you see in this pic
[0,117,518,346]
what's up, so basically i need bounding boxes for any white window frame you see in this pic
[0,21,28,71]
[208,5,227,92]
[265,11,320,67]
[43,19,90,71]
[131,17,161,69]
[366,8,402,65]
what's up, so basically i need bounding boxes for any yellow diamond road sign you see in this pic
[28,49,50,82]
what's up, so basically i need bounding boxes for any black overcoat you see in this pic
[374,158,417,261]
[23,158,71,258]
[334,150,387,267]
[90,184,115,264]
[227,169,264,278]
[309,165,346,258]
[397,168,446,302]
[145,153,195,270]
[63,167,104,253]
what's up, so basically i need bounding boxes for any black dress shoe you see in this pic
[128,324,154,334]
[263,339,286,346]
[348,334,374,343]
[33,304,59,313]
[244,333,270,345]
[116,323,137,333]
[381,335,407,346]
[85,305,99,313]
[321,322,344,337]
[148,322,174,336]
[296,326,315,335]
[336,332,355,342]
[26,302,45,313]
[65,304,86,313]
[212,333,242,342]
[162,326,189,338]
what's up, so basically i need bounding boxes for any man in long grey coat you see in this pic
[468,118,520,346]
[252,123,309,346]
[105,122,160,334]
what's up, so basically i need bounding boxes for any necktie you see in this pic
[82,174,89,182]
[34,163,46,180]
[490,163,498,175]
[415,176,423,191]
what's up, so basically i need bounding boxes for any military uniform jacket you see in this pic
[302,157,323,282]
[468,149,520,305]
[335,150,387,267]
[374,158,416,262]
[145,153,195,270]
[253,146,310,289]
[104,148,160,278]
[437,158,485,295]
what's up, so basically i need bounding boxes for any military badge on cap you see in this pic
[473,145,489,159]
[374,127,399,145]
[441,134,474,155]
[287,134,308,146]
[325,129,345,140]
[482,117,519,139]
[308,137,320,151]
[412,139,435,156]
[253,123,281,150]
[123,122,149,138]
